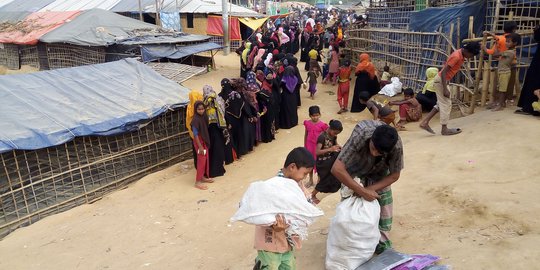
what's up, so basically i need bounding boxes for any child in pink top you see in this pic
[303,105,328,187]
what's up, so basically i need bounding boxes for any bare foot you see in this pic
[441,128,462,136]
[311,195,321,205]
[195,183,208,190]
[492,105,504,111]
[419,123,435,134]
[201,178,214,183]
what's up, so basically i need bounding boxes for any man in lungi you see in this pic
[331,120,403,254]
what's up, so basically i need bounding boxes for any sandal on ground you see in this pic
[442,128,462,136]
[419,124,436,134]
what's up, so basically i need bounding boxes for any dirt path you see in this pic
[0,54,538,270]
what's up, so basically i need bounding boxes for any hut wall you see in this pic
[46,44,106,70]
[0,107,192,238]
[180,14,208,36]
[19,45,40,69]
[0,43,20,70]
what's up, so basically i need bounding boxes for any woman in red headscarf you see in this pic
[350,53,380,113]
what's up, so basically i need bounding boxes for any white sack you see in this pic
[378,77,403,97]
[325,196,381,270]
[230,176,324,239]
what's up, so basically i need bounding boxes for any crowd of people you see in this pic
[183,5,540,268]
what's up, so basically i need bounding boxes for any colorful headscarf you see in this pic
[264,53,273,67]
[203,85,227,128]
[422,67,439,94]
[245,72,260,107]
[278,27,290,44]
[355,53,376,79]
[281,66,298,93]
[253,48,266,69]
[242,42,251,65]
[186,90,203,139]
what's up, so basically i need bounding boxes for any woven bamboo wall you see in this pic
[46,44,106,70]
[0,107,192,238]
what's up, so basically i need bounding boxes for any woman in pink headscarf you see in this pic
[252,48,266,71]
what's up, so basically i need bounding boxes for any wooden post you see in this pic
[468,32,488,114]
[489,69,497,104]
[447,23,454,56]
[481,59,491,106]
[457,17,461,49]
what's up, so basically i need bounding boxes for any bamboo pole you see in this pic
[457,17,461,49]
[468,32,488,114]
[481,59,492,106]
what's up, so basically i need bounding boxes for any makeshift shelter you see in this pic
[111,0,265,49]
[0,58,193,238]
[0,8,216,70]
[348,0,539,113]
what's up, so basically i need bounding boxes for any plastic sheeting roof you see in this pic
[141,42,222,62]
[0,11,80,45]
[110,0,156,12]
[0,58,190,153]
[39,9,157,46]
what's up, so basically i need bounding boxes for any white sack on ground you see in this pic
[379,77,403,97]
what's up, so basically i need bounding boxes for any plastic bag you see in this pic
[378,77,403,97]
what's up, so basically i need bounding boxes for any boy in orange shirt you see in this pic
[420,42,480,135]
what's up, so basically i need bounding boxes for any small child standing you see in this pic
[191,101,214,190]
[532,89,540,112]
[337,59,352,114]
[305,65,321,99]
[359,91,398,127]
[311,120,343,204]
[389,88,422,128]
[304,106,329,187]
[253,147,316,270]
[492,32,521,111]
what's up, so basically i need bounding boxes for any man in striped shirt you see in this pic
[331,120,403,254]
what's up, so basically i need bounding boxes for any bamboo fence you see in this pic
[0,107,192,238]
[348,0,538,112]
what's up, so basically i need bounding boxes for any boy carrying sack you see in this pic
[230,147,323,270]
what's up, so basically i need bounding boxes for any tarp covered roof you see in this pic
[0,0,54,12]
[141,42,222,62]
[0,58,190,153]
[40,8,159,46]
[0,9,210,46]
[0,10,80,45]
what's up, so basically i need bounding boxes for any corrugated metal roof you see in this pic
[0,0,55,12]
[40,0,122,11]
[0,0,15,8]
[110,0,156,12]
[133,0,263,17]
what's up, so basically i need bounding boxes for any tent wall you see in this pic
[0,107,192,239]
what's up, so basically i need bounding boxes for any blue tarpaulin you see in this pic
[410,0,486,43]
[141,42,222,62]
[0,58,190,153]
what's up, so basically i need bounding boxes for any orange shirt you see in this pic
[440,49,465,81]
[338,66,352,82]
[486,34,508,55]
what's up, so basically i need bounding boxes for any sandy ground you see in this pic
[1,53,539,270]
